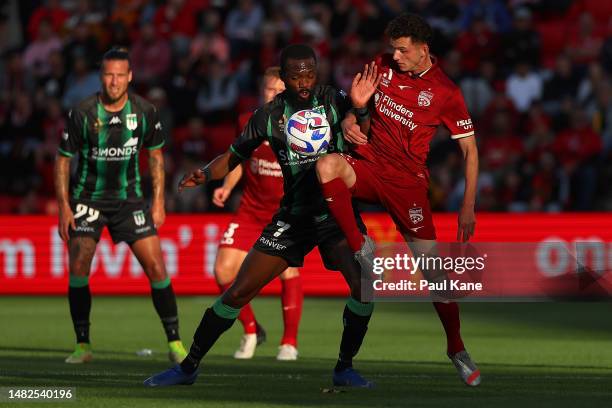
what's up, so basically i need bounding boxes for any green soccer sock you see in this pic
[150,277,180,341]
[335,298,374,372]
[68,276,91,344]
[180,300,238,374]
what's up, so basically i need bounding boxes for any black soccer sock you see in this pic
[180,300,238,374]
[335,298,374,373]
[150,277,180,341]
[68,276,92,344]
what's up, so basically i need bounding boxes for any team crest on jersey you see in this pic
[409,207,424,224]
[93,118,103,134]
[311,105,326,117]
[381,68,392,87]
[418,90,434,107]
[250,158,258,174]
[374,91,383,107]
[126,113,138,130]
[133,210,146,226]
[278,115,286,132]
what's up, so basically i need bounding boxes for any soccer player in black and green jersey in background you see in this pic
[54,48,188,364]
[144,44,378,388]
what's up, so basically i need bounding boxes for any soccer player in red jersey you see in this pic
[315,14,481,386]
[213,67,302,361]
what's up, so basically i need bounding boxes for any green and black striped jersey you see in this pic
[231,85,350,218]
[58,93,165,202]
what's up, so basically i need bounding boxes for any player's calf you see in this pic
[354,235,376,277]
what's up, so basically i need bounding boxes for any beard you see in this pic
[102,87,127,105]
[286,88,314,110]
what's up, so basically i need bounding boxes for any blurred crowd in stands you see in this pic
[0,0,611,214]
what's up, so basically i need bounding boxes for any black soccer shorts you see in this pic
[68,199,157,244]
[253,208,366,268]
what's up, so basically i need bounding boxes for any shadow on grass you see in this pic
[1,354,611,408]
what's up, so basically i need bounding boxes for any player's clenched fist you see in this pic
[212,187,231,207]
[58,205,76,242]
[178,168,207,192]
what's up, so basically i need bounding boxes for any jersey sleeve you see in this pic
[230,107,266,160]
[58,109,83,157]
[144,107,165,150]
[440,87,475,140]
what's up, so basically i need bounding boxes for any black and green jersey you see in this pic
[231,85,350,218]
[58,93,165,202]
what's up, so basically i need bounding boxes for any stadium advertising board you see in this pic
[1,214,611,297]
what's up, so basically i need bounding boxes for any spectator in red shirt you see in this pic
[131,22,172,87]
[553,109,602,209]
[480,110,524,172]
[153,0,206,51]
[566,12,604,68]
[27,0,69,40]
[23,19,62,78]
[455,14,499,74]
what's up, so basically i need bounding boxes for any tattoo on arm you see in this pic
[149,150,165,204]
[54,156,71,208]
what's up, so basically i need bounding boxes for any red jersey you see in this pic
[355,54,475,187]
[235,112,284,222]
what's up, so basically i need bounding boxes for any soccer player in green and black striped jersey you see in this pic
[54,48,188,364]
[144,44,378,388]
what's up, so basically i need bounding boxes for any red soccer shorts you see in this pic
[340,153,436,240]
[218,213,269,252]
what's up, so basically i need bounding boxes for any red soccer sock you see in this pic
[217,282,257,335]
[433,301,465,355]
[320,178,364,252]
[280,276,303,347]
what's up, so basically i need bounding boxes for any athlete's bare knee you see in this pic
[222,285,251,309]
[69,260,90,277]
[349,281,364,301]
[145,260,166,282]
[280,268,299,280]
[214,259,237,285]
[316,154,343,181]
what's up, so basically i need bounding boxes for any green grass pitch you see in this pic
[1,296,611,407]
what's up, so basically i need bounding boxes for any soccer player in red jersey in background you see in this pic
[213,67,302,361]
[316,13,481,386]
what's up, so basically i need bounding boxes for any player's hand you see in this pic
[457,206,476,242]
[58,204,76,242]
[178,168,206,192]
[350,61,382,108]
[342,117,368,145]
[212,187,231,207]
[151,202,165,228]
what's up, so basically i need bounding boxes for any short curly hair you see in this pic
[385,13,432,45]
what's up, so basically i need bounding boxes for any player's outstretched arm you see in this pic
[212,165,243,207]
[54,154,76,242]
[149,148,166,227]
[178,150,242,192]
[457,136,478,242]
